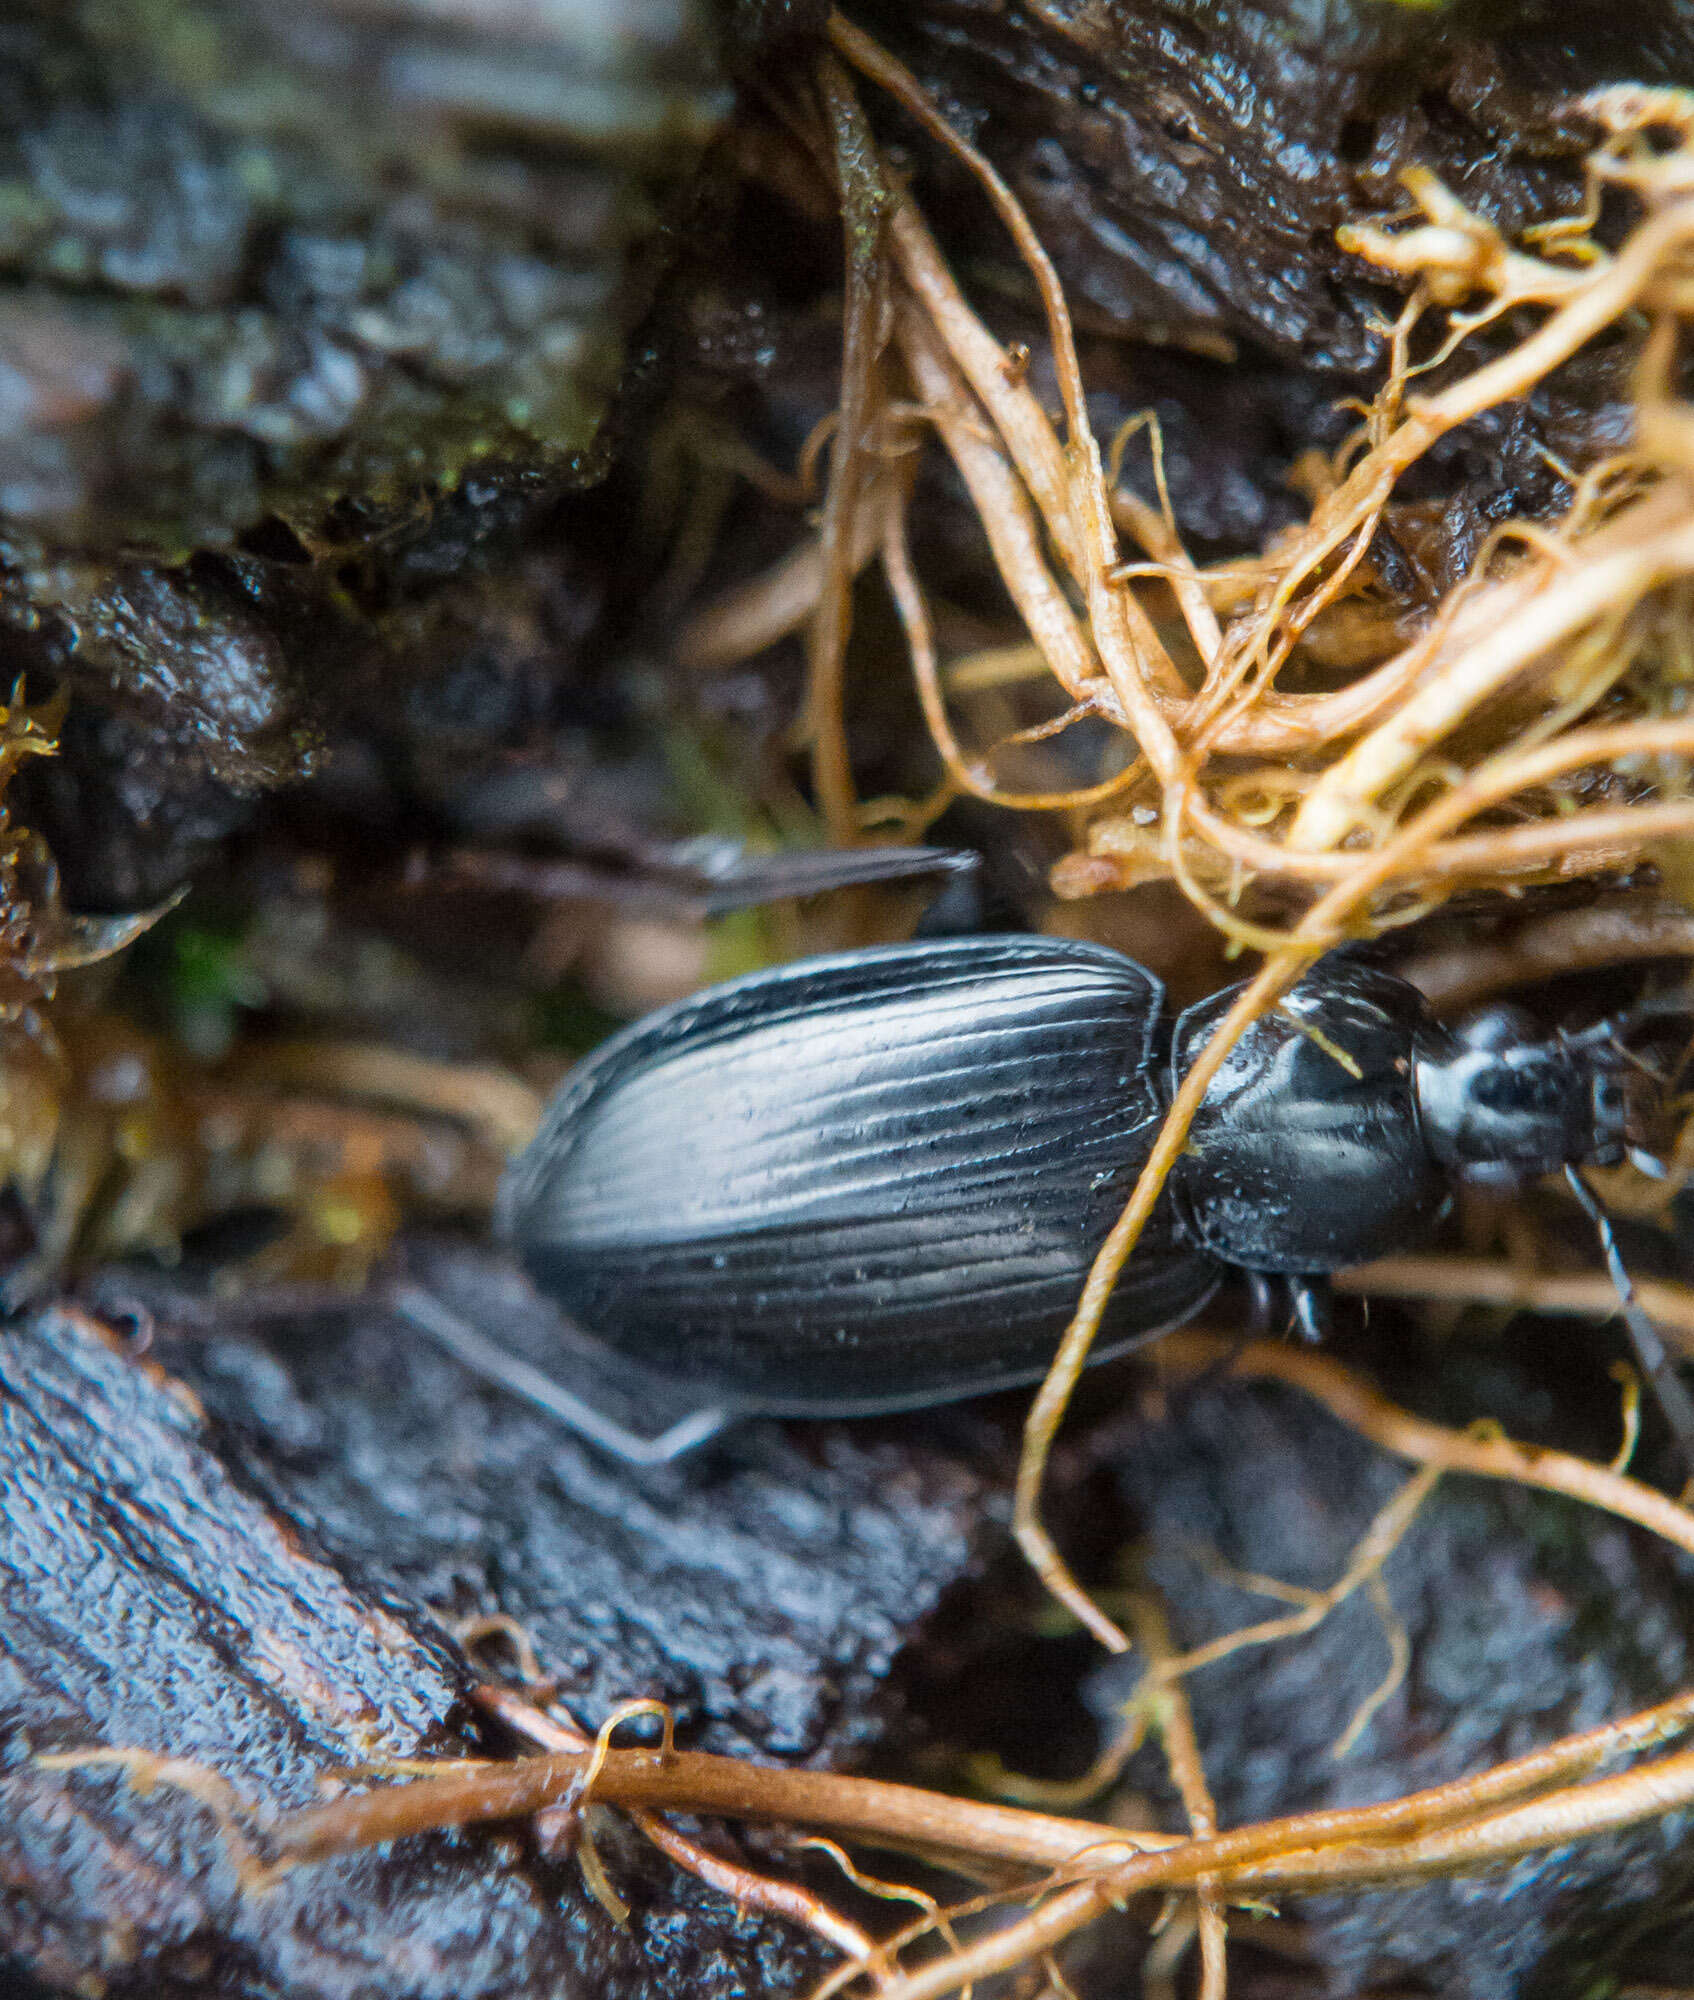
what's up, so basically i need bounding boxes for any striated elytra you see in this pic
[494,936,1654,1432]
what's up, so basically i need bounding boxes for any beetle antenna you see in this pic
[1563,1165,1694,1473]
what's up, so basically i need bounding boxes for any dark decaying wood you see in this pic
[0,1266,996,1997]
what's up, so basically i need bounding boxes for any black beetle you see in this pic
[391,931,1689,1463]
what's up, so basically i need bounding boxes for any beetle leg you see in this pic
[688,843,981,916]
[1288,1276,1333,1346]
[1564,1165,1694,1475]
[446,843,981,923]
[392,1285,732,1466]
[1240,1271,1331,1344]
[1243,1270,1277,1340]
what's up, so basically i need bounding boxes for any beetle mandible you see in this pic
[393,931,1686,1463]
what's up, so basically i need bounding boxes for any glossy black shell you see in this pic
[500,936,1218,1412]
[1171,962,1451,1273]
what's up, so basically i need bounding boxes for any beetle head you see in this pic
[1413,993,1688,1184]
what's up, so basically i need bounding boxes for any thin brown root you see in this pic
[272,1735,1170,1872]
[1152,1466,1442,1682]
[1013,954,1314,1654]
[33,1747,274,1889]
[1129,1595,1227,2000]
[1332,1574,1413,1761]
[676,469,896,671]
[482,1688,887,1975]
[229,1042,542,1157]
[1334,1257,1694,1362]
[1394,897,1694,1010]
[254,1672,1694,1999]
[1151,1334,1694,1559]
